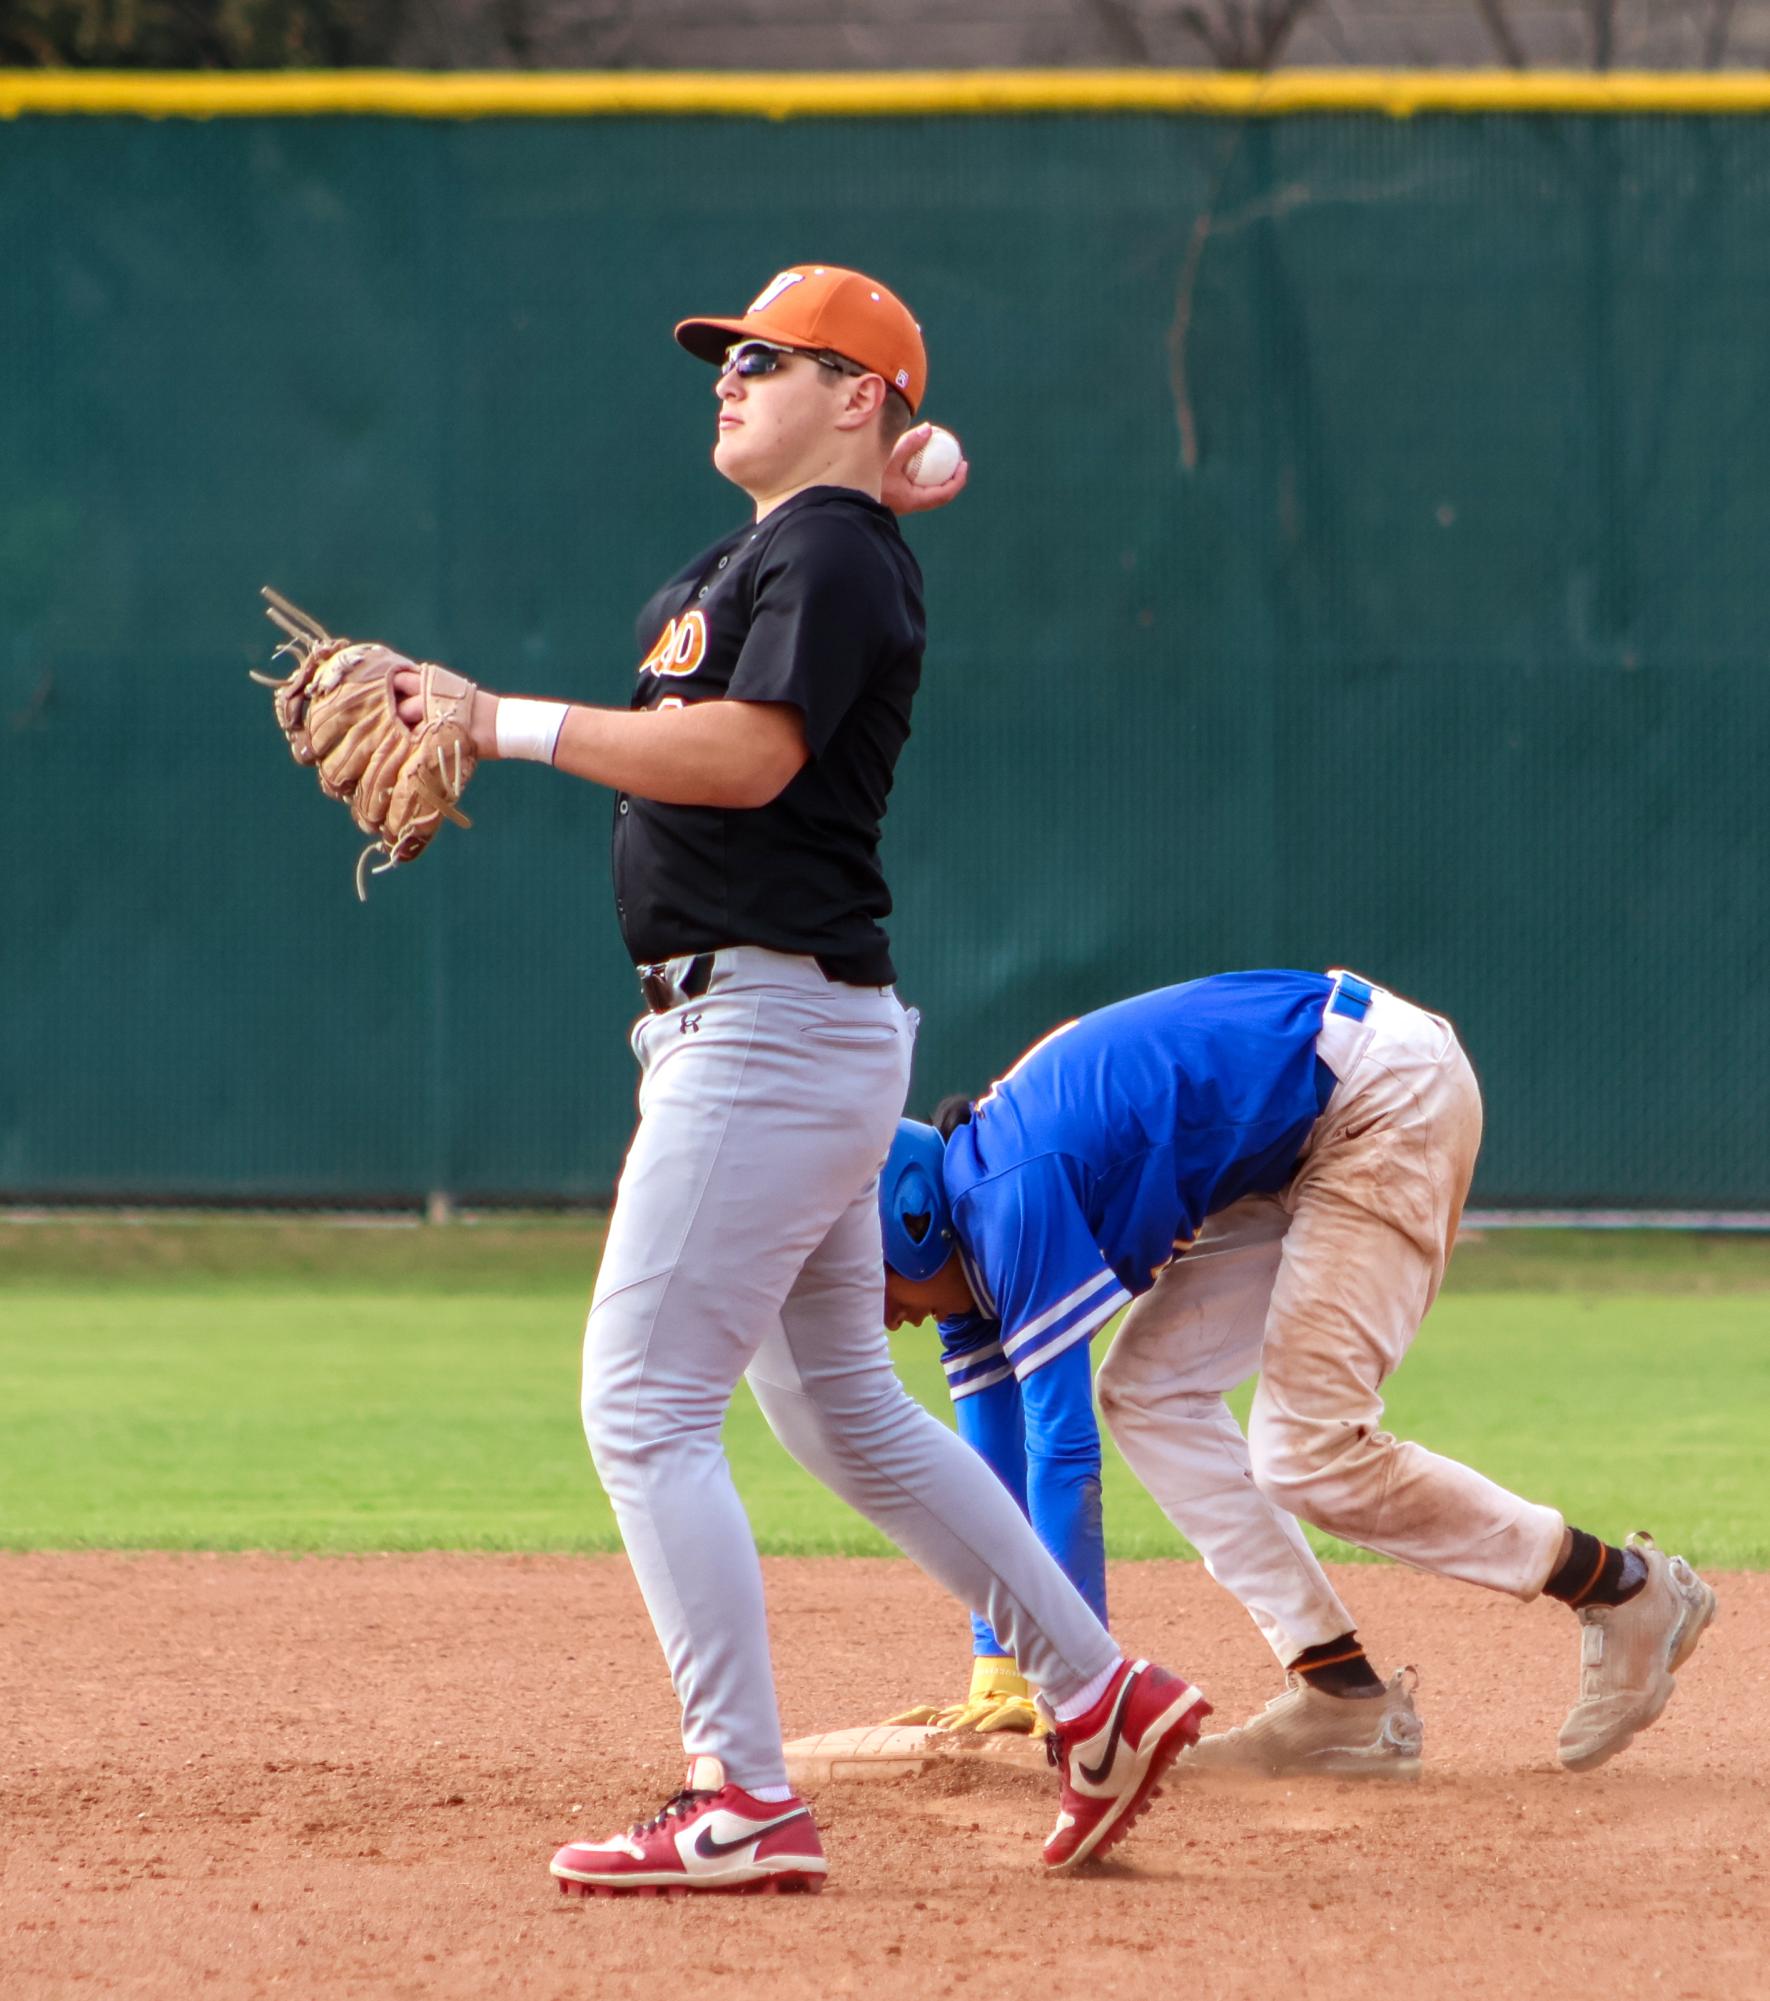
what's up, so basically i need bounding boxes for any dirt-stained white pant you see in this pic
[1095,977,1567,1667]
[581,948,1120,1793]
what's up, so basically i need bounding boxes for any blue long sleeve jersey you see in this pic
[937,970,1338,1655]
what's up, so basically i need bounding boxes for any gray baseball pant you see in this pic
[581,948,1119,1793]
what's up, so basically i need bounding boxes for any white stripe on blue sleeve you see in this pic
[949,1359,1016,1400]
[1000,1267,1122,1362]
[943,1339,1013,1401]
[1008,1282,1131,1383]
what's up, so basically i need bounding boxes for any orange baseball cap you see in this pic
[676,264,927,415]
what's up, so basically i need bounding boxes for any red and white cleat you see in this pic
[550,1756,827,1898]
[1043,1658,1210,1873]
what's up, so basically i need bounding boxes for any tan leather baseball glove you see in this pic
[252,587,478,899]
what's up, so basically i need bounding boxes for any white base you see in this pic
[783,1723,1051,1787]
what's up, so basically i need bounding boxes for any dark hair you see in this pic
[818,352,914,444]
[931,1093,975,1141]
[880,388,916,445]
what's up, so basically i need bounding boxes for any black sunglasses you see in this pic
[720,339,867,381]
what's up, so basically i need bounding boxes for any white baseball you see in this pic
[904,426,962,487]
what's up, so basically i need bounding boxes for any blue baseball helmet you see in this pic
[879,1118,955,1281]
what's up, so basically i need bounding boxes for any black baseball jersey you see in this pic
[611,485,925,985]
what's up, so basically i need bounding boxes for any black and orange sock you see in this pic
[1291,1633,1385,1698]
[1544,1528,1649,1608]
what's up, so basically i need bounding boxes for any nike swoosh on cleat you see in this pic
[692,1810,809,1860]
[1076,1673,1138,1787]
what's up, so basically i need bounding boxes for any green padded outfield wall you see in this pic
[3,99,1767,1203]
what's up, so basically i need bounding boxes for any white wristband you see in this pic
[494,697,569,765]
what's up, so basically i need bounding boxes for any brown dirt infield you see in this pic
[2,1553,1764,2000]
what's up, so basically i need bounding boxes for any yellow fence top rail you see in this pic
[4,67,1770,121]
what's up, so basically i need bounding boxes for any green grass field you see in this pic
[3,1218,1766,1564]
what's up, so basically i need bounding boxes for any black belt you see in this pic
[639,954,714,1015]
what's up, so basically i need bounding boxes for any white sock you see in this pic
[746,1784,795,1803]
[1053,1657,1123,1723]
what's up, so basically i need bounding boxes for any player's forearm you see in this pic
[953,1372,1032,1513]
[1022,1344,1109,1628]
[953,1376,1030,1657]
[1027,1454,1108,1630]
[484,693,808,809]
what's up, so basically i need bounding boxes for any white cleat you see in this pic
[1558,1532,1717,1773]
[1183,1667,1423,1781]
